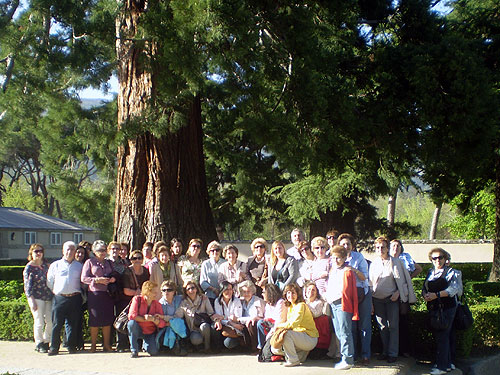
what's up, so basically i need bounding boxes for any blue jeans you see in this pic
[256,319,273,349]
[352,288,372,359]
[127,320,158,355]
[373,296,399,358]
[50,294,82,351]
[331,302,354,365]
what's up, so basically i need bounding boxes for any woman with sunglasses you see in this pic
[175,280,218,353]
[24,243,53,353]
[296,241,315,288]
[179,239,203,285]
[157,280,187,355]
[200,241,226,306]
[423,248,460,375]
[123,250,151,299]
[246,238,269,297]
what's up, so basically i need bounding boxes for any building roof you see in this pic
[0,207,95,231]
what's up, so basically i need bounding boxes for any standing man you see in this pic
[287,228,305,261]
[46,241,83,356]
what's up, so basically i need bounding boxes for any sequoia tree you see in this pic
[113,0,217,248]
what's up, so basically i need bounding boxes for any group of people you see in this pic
[22,229,462,374]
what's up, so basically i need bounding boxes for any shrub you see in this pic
[0,280,24,301]
[465,281,500,297]
[419,263,492,282]
[0,300,34,340]
[0,266,24,281]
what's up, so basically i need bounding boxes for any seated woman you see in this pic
[156,280,187,355]
[268,240,298,292]
[256,283,287,352]
[238,280,266,351]
[200,241,226,305]
[127,281,166,358]
[178,239,203,285]
[303,281,332,359]
[271,283,319,367]
[213,281,245,350]
[218,244,248,292]
[175,280,217,353]
[150,245,183,297]
[245,238,269,297]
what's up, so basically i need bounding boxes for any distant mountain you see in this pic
[81,98,112,109]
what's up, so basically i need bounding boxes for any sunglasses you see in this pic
[162,288,174,292]
[299,247,310,252]
[191,244,201,248]
[254,245,265,249]
[131,256,143,261]
[327,236,336,240]
[432,256,444,261]
[33,250,43,254]
[186,286,197,291]
[209,249,220,252]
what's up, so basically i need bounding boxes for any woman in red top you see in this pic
[127,281,166,358]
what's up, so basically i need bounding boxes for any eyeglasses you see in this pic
[191,244,201,248]
[254,245,265,249]
[95,248,107,252]
[33,250,43,254]
[313,246,326,250]
[131,256,143,261]
[162,288,174,292]
[432,256,444,261]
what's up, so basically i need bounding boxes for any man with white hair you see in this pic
[287,228,305,261]
[46,241,83,355]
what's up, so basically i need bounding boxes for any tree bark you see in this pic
[489,153,500,281]
[113,0,217,249]
[387,189,397,227]
[429,202,442,240]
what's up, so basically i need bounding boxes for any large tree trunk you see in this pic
[429,202,442,240]
[489,153,500,281]
[113,0,217,249]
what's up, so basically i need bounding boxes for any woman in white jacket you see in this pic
[369,236,416,364]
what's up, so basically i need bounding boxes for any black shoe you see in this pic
[377,354,388,360]
[38,343,48,353]
[48,349,59,356]
[130,351,138,358]
[68,347,77,354]
[387,356,397,363]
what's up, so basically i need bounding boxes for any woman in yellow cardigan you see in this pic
[271,283,319,367]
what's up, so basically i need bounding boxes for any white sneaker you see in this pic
[334,361,353,370]
[450,364,456,370]
[430,368,447,375]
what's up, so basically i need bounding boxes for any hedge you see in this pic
[0,266,24,281]
[419,263,492,282]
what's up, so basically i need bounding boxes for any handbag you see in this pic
[429,296,451,331]
[454,297,473,330]
[114,300,133,335]
[114,296,141,335]
[194,312,213,327]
